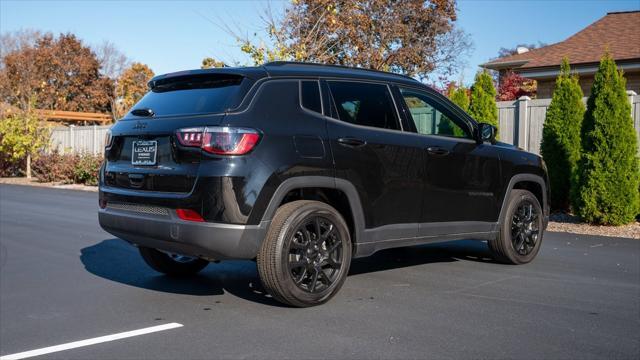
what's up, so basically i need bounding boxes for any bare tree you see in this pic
[0,29,43,68]
[94,41,131,120]
[94,40,130,79]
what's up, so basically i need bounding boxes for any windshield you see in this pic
[127,74,244,117]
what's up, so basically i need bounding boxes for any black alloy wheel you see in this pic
[287,216,345,294]
[510,200,540,256]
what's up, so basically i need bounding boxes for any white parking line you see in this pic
[0,322,183,360]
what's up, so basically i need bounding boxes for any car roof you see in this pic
[149,61,423,88]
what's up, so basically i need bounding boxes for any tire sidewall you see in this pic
[274,203,352,305]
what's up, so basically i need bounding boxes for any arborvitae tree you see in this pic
[571,53,640,225]
[540,58,585,211]
[438,85,469,136]
[449,86,470,112]
[469,70,499,133]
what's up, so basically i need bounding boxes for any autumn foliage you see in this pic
[497,71,536,101]
[0,33,113,113]
[231,0,470,80]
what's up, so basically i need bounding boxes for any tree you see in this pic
[94,40,130,80]
[497,71,536,101]
[0,33,113,113]
[468,70,498,131]
[224,0,471,80]
[94,40,130,120]
[0,105,50,178]
[571,53,640,225]
[115,63,155,118]
[0,29,42,68]
[540,58,585,211]
[446,82,470,111]
[201,57,226,69]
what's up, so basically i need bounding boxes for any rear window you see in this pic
[328,81,400,131]
[128,74,244,117]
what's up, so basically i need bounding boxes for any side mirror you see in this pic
[477,123,497,144]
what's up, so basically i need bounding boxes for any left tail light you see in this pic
[176,127,261,155]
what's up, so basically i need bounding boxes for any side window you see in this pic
[399,88,471,139]
[300,80,322,114]
[328,81,400,131]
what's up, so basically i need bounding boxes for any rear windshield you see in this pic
[127,74,244,117]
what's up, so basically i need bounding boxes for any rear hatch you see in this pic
[103,72,249,193]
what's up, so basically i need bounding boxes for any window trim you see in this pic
[298,80,324,116]
[324,79,404,132]
[397,86,476,141]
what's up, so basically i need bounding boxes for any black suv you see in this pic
[99,62,549,307]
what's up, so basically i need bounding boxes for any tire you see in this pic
[138,247,209,276]
[257,200,352,307]
[488,189,544,265]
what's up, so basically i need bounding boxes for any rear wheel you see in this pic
[257,200,352,307]
[138,247,209,276]
[488,189,544,264]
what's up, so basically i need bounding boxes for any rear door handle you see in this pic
[426,146,450,156]
[337,137,366,148]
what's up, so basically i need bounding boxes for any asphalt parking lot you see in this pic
[0,184,638,359]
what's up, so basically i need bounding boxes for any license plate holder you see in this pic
[132,140,157,166]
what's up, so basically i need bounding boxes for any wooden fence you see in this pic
[498,92,640,155]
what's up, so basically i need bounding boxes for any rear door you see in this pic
[395,86,502,231]
[324,80,424,240]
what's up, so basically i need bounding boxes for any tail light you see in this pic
[176,127,260,155]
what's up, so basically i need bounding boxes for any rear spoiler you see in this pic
[148,67,267,89]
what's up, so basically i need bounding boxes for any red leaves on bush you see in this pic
[498,71,536,101]
[32,151,102,185]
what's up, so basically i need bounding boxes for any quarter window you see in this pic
[400,88,471,139]
[300,81,322,114]
[328,81,400,131]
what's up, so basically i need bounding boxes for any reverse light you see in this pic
[176,127,260,155]
[176,209,205,222]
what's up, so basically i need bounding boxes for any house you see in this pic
[481,11,640,98]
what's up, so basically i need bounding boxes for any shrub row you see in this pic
[32,151,103,186]
[542,54,639,225]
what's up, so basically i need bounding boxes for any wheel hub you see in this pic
[287,216,344,293]
[510,200,540,256]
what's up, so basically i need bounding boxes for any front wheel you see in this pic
[139,247,209,276]
[488,189,544,264]
[257,200,352,307]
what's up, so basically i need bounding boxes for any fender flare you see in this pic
[259,176,365,244]
[498,173,549,224]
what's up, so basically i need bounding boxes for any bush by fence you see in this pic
[32,151,102,186]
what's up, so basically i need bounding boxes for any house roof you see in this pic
[482,11,640,70]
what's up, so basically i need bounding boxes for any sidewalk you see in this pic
[0,177,98,192]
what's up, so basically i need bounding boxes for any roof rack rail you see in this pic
[263,61,418,82]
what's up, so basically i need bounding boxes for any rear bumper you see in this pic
[98,206,268,260]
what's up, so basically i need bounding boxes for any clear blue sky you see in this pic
[1,0,638,86]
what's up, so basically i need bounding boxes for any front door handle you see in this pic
[337,137,367,148]
[426,146,450,156]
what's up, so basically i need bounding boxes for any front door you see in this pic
[395,86,502,235]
